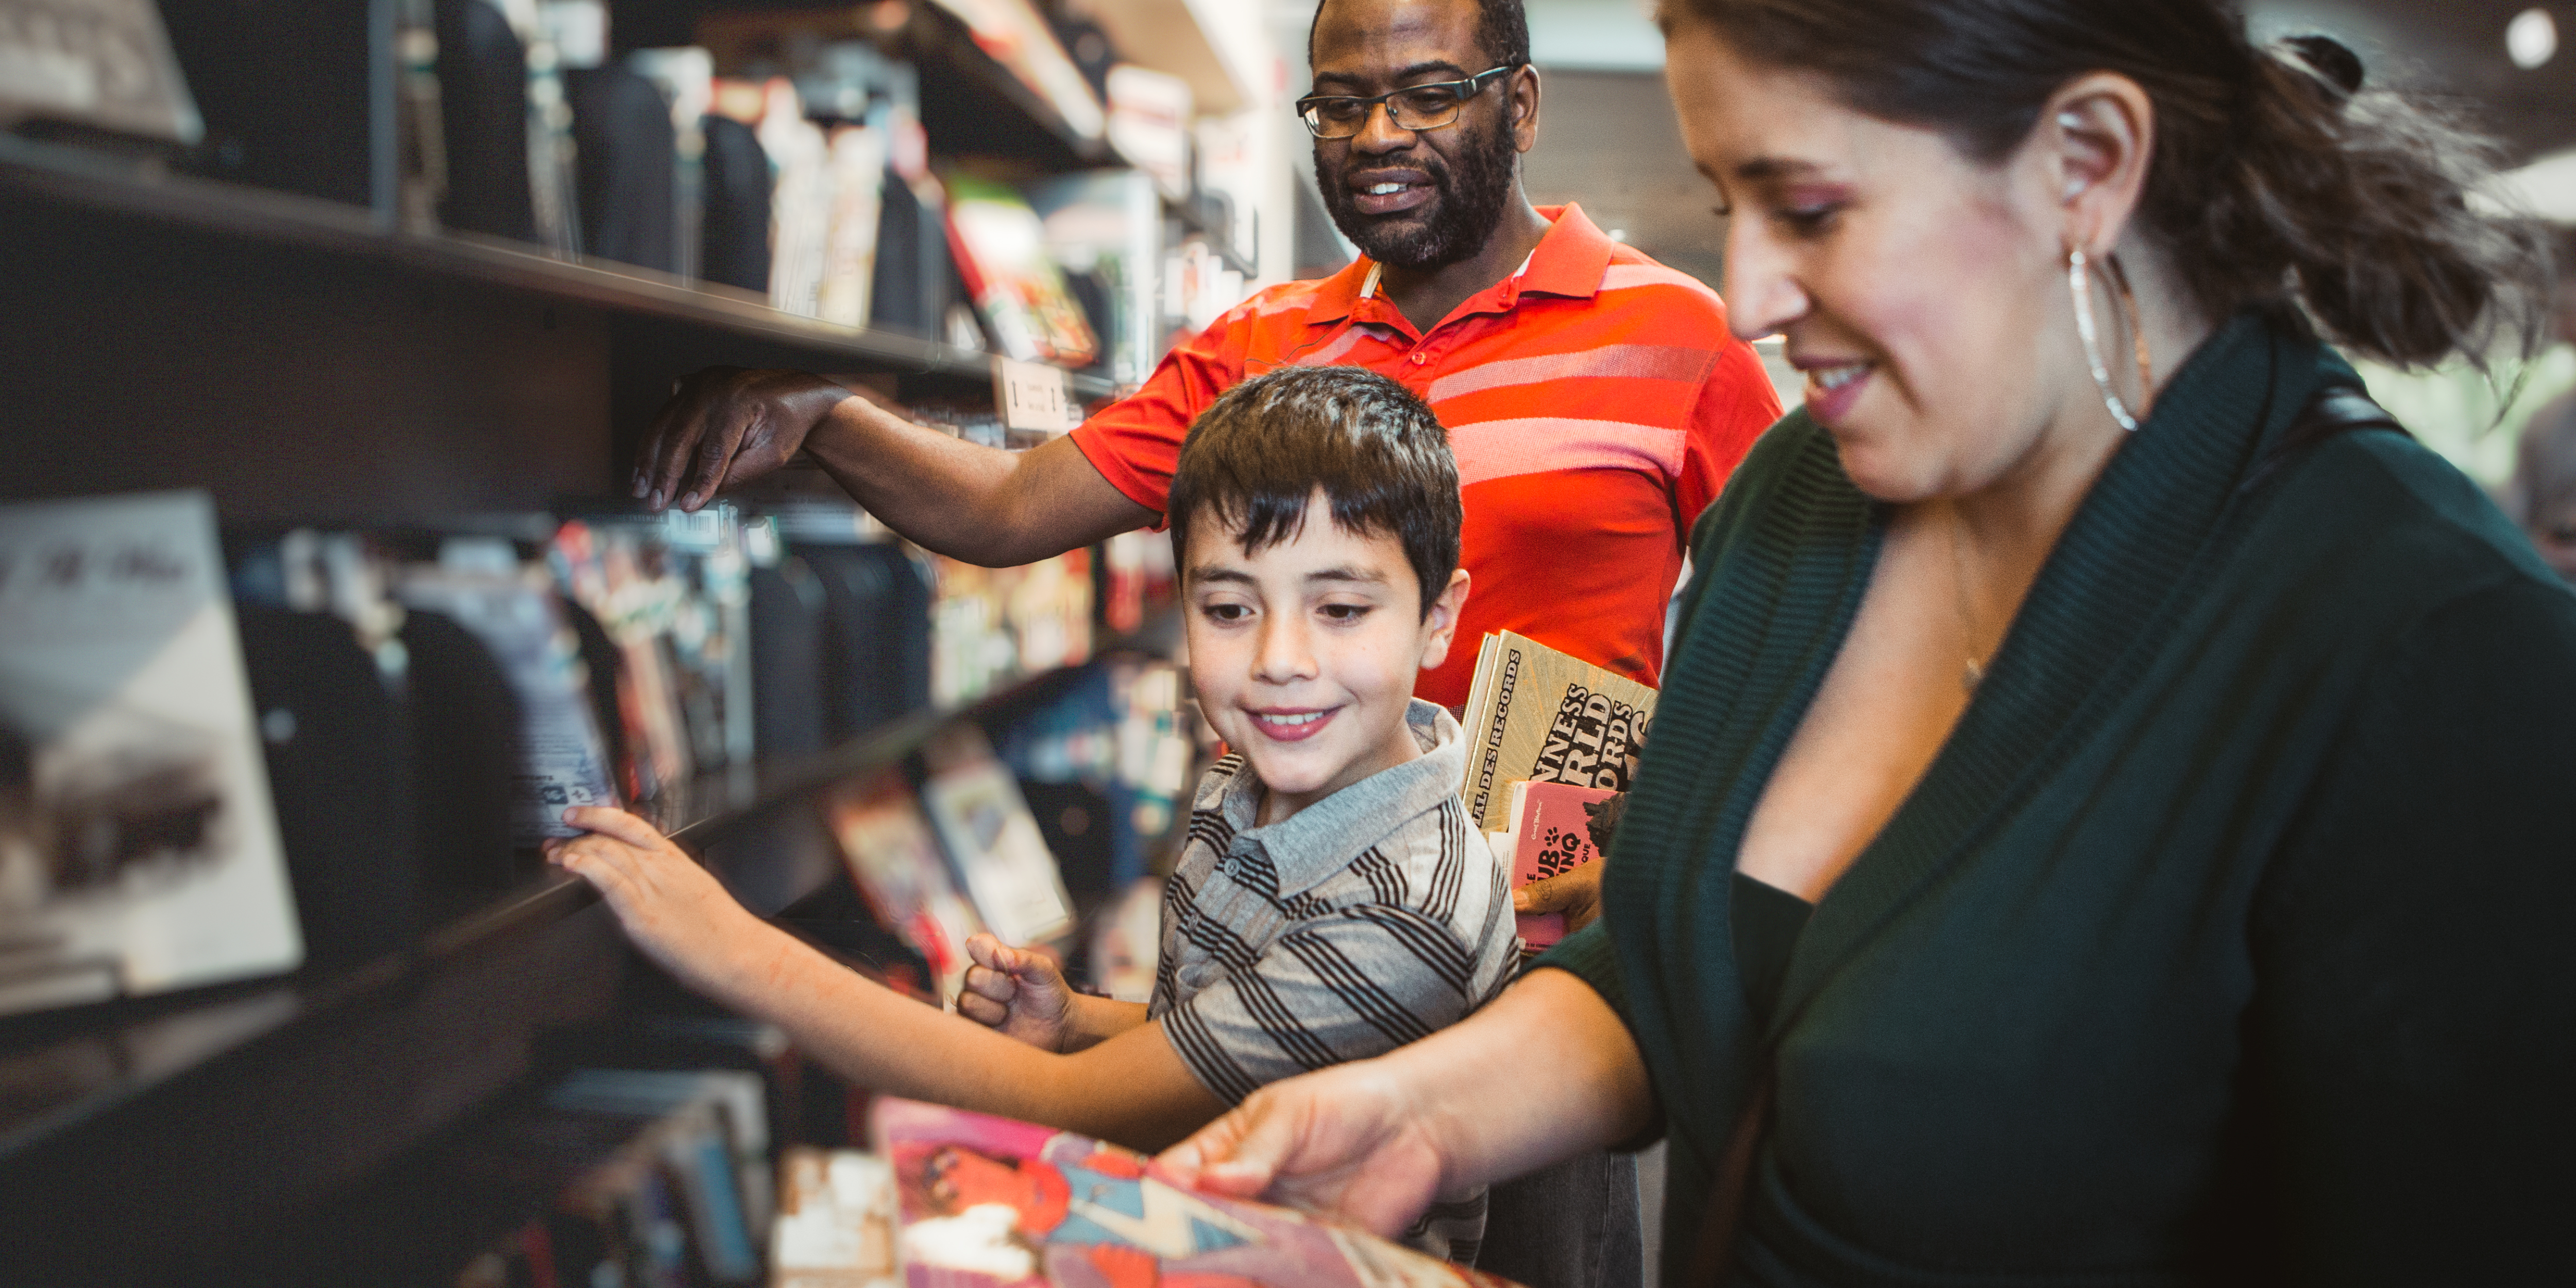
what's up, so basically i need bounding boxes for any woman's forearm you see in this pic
[1381,969,1659,1190]
[1154,967,1655,1230]
[1397,968,1657,1192]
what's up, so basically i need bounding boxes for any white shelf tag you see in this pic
[992,357,1081,435]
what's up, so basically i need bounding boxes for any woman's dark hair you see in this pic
[1658,0,2552,368]
[1168,365,1462,617]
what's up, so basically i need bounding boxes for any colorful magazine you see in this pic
[872,1098,1522,1288]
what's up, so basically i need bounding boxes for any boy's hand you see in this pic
[1515,857,1605,934]
[956,933,1077,1052]
[545,807,769,999]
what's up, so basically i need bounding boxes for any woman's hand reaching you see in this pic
[1158,970,1657,1234]
[956,933,1078,1052]
[1157,1062,1453,1236]
[544,806,778,1003]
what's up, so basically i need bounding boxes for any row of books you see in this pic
[0,483,1139,1019]
[229,505,756,844]
[450,1066,781,1288]
[6,0,1260,382]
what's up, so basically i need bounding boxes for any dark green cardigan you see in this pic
[1538,316,2576,1286]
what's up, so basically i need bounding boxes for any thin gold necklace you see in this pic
[1947,517,1987,692]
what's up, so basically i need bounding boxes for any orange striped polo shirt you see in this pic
[1071,204,1782,708]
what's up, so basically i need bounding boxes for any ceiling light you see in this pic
[2508,8,2557,70]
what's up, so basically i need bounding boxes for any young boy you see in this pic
[548,364,1518,1249]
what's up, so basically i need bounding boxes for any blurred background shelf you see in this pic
[0,131,1112,398]
[2,1,1269,1283]
[0,602,1178,1286]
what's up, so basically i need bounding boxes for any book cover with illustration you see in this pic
[944,174,1100,369]
[826,772,988,1004]
[0,490,302,1016]
[920,725,1073,947]
[1455,632,1656,834]
[1489,781,1614,950]
[872,1098,1522,1288]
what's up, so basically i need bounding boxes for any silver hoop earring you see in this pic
[2067,248,2149,432]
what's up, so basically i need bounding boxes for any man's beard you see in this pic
[1316,120,1520,273]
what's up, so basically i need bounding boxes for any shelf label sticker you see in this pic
[993,357,1081,436]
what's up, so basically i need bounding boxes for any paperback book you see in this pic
[1454,632,1656,835]
[395,547,619,844]
[944,174,1099,369]
[920,726,1073,946]
[826,772,987,1003]
[872,1098,1522,1287]
[1485,780,1614,950]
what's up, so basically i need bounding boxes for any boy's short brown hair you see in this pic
[1166,366,1461,615]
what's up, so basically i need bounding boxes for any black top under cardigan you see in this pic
[1539,315,2576,1286]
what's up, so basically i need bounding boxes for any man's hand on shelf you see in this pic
[956,933,1079,1052]
[635,366,862,512]
[545,806,776,1002]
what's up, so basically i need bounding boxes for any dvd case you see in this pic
[0,491,302,1015]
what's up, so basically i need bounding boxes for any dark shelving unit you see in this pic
[0,607,1177,1287]
[0,2,1193,1280]
[901,3,1116,172]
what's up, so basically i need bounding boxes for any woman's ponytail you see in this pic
[1660,0,2554,369]
[2164,33,2552,368]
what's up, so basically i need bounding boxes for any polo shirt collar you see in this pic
[1217,700,1466,899]
[1299,202,1620,329]
[1516,203,1618,300]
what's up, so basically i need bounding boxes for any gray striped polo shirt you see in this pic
[1149,699,1519,1100]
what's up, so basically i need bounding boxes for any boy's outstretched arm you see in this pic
[549,807,1227,1150]
[956,934,1151,1054]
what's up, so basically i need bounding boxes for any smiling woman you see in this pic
[1156,2,2576,1285]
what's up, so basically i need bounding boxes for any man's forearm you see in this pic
[801,397,1151,566]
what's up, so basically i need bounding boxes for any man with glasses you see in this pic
[633,0,1776,716]
[629,8,1771,1277]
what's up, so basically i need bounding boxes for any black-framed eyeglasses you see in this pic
[1295,64,1521,140]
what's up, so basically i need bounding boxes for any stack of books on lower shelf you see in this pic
[452,1067,779,1288]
